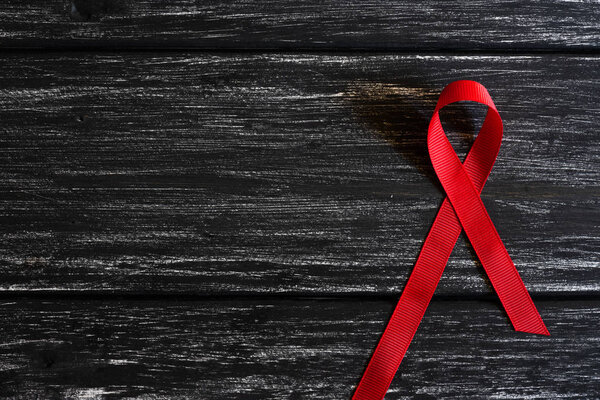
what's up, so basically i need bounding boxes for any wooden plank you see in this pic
[0,54,598,295]
[0,298,597,398]
[0,0,598,50]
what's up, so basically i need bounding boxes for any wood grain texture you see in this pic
[0,298,597,399]
[0,1,596,398]
[0,53,598,295]
[0,0,598,50]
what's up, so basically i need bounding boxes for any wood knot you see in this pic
[70,0,127,21]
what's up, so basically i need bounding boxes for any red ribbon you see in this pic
[352,80,549,400]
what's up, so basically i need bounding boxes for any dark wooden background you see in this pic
[0,1,598,399]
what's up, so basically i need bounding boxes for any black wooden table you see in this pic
[0,1,598,399]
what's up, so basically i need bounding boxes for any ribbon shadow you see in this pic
[345,82,486,189]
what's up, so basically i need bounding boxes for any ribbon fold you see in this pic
[353,80,549,400]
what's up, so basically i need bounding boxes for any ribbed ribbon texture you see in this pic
[352,80,549,400]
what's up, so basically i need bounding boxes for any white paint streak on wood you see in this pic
[0,54,597,295]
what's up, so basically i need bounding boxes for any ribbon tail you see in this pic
[517,324,550,336]
[353,197,465,400]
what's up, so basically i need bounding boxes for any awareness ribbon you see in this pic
[352,80,549,400]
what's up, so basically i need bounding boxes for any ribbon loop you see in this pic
[352,80,548,400]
